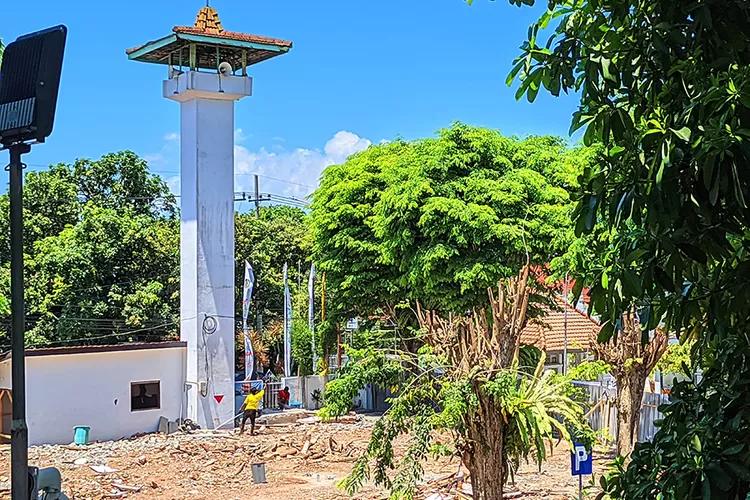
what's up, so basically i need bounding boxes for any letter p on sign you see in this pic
[571,443,592,476]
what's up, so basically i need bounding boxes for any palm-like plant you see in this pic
[486,355,583,483]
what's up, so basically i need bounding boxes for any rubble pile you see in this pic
[0,415,598,499]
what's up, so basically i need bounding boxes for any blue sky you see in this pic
[2,0,579,201]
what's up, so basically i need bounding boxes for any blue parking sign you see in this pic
[571,443,592,476]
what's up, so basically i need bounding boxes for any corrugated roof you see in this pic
[520,297,599,351]
[0,341,186,362]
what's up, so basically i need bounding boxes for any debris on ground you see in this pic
[0,415,608,499]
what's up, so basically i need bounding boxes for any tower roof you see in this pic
[126,6,292,70]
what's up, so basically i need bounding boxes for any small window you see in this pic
[548,354,559,365]
[131,381,160,411]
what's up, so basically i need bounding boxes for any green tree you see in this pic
[314,124,595,499]
[234,206,311,374]
[0,152,179,348]
[501,0,750,496]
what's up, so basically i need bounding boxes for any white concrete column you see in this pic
[164,71,252,429]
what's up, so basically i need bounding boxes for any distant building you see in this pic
[0,342,186,445]
[520,297,600,373]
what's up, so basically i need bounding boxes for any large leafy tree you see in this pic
[315,123,595,499]
[235,206,310,374]
[500,0,750,496]
[0,152,180,347]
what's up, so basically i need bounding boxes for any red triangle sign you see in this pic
[214,394,224,404]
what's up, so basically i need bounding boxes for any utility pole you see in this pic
[563,273,569,375]
[254,174,260,217]
[9,143,30,500]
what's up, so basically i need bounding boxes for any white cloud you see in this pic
[234,130,372,198]
[234,128,250,143]
[147,129,373,201]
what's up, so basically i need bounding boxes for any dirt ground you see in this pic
[0,414,611,499]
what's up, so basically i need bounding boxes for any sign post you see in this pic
[570,442,592,500]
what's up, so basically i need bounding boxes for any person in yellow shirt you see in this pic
[239,383,265,435]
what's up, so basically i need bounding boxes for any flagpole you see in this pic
[309,263,317,372]
[283,263,292,376]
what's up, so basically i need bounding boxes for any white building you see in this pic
[0,342,186,446]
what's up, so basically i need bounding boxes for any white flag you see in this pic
[308,263,316,370]
[243,261,255,380]
[283,263,293,376]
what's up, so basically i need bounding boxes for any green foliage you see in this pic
[290,320,313,376]
[320,347,404,421]
[656,340,694,376]
[234,207,311,372]
[485,362,582,480]
[234,207,309,322]
[598,336,750,499]
[311,124,593,317]
[500,0,750,494]
[569,360,610,382]
[324,349,588,499]
[0,152,180,347]
[518,344,542,375]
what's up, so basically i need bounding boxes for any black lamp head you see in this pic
[0,25,67,147]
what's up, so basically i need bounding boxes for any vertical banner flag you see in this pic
[242,261,255,380]
[283,262,293,376]
[308,263,316,370]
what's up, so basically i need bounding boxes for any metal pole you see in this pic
[579,474,583,500]
[8,143,30,500]
[563,272,569,375]
[254,175,260,217]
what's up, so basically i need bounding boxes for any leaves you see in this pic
[311,123,593,316]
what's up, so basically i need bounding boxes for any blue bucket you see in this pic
[74,426,90,445]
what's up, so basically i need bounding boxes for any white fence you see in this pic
[572,380,669,443]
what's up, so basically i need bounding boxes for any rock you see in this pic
[73,458,88,466]
[90,465,118,474]
[298,417,322,425]
[277,446,298,458]
[137,455,148,465]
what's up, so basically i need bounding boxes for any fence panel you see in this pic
[572,380,668,445]
[638,392,667,442]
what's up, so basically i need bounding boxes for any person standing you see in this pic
[239,382,265,436]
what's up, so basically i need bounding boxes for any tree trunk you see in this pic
[615,369,646,456]
[464,393,506,500]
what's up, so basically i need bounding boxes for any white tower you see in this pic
[127,6,292,429]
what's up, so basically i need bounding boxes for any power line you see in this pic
[42,322,177,346]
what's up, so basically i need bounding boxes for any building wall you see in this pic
[0,347,185,446]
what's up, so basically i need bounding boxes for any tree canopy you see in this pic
[503,0,750,496]
[0,152,310,355]
[311,123,593,318]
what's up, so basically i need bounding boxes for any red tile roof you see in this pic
[171,6,292,49]
[171,26,293,48]
[520,297,599,351]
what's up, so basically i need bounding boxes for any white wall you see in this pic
[0,347,185,446]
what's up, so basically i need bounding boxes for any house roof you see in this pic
[0,341,186,363]
[126,6,292,70]
[520,297,599,352]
